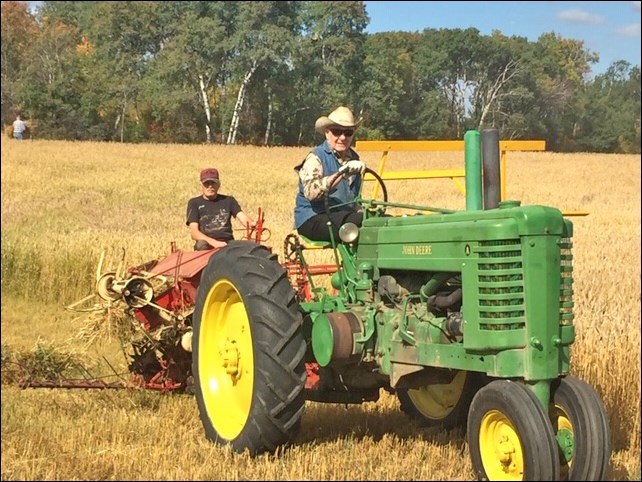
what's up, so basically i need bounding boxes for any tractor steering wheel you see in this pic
[322,166,389,231]
[358,167,388,217]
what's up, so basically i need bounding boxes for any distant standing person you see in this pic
[186,167,255,250]
[12,114,26,140]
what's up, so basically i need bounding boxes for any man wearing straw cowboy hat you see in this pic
[293,106,366,242]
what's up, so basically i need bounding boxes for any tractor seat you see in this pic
[297,233,331,250]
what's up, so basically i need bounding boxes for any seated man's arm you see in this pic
[234,210,255,229]
[188,222,227,248]
[299,154,343,202]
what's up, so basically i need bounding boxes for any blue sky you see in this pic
[364,1,641,76]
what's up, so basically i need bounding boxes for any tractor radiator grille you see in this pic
[559,236,574,325]
[476,240,524,330]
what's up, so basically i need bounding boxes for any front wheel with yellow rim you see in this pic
[192,241,307,456]
[549,375,611,481]
[467,380,560,481]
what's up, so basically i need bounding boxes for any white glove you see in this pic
[338,160,365,177]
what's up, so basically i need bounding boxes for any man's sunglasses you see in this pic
[329,128,354,137]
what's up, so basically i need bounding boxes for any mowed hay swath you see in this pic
[1,139,640,480]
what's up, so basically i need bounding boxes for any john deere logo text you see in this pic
[402,244,432,255]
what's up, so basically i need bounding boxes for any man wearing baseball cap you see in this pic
[186,167,255,250]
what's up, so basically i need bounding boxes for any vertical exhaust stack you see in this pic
[481,128,501,210]
[464,130,483,211]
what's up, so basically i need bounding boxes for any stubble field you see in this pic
[1,139,640,480]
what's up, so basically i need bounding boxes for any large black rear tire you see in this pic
[192,240,307,455]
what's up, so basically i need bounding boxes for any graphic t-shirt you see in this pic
[186,194,242,241]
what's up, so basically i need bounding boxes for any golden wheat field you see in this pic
[1,138,640,481]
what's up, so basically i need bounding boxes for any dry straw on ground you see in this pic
[1,139,640,480]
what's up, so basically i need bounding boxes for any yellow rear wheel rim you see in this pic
[198,279,254,440]
[408,370,466,419]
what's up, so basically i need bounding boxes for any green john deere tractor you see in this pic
[190,130,611,481]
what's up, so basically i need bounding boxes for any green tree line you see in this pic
[2,0,639,152]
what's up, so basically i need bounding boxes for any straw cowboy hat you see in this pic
[314,106,362,135]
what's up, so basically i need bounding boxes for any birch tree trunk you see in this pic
[477,60,519,129]
[120,93,127,143]
[264,93,273,145]
[227,62,257,145]
[199,74,212,143]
